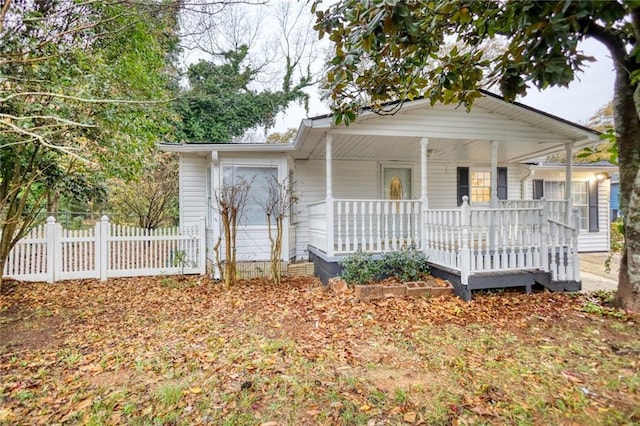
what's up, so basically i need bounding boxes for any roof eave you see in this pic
[158,142,296,154]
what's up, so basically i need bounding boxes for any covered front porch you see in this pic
[294,98,605,298]
[308,197,580,290]
[289,94,602,298]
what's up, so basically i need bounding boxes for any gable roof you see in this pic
[161,90,601,163]
[302,89,600,138]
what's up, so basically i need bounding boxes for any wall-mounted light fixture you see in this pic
[595,172,610,181]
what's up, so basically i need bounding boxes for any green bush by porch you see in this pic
[339,245,430,286]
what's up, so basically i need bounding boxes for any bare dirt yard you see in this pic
[1,276,638,425]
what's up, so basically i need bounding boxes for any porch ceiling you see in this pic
[304,134,562,163]
[291,95,601,164]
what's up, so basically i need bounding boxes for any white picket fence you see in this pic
[3,216,206,283]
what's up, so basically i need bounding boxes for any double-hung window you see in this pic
[470,170,492,204]
[457,167,508,205]
[543,181,589,231]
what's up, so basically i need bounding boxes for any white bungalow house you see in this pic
[161,90,617,300]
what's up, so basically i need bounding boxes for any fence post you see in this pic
[46,216,57,283]
[94,218,101,280]
[460,196,471,285]
[98,215,109,281]
[199,216,206,275]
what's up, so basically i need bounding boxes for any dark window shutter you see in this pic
[588,181,599,232]
[532,179,544,200]
[497,167,508,200]
[457,167,469,206]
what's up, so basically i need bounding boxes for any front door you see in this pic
[382,167,412,199]
[381,166,413,246]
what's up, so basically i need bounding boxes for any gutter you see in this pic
[158,142,297,153]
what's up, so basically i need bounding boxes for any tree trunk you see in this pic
[0,255,5,291]
[213,236,224,282]
[230,211,237,285]
[272,217,283,284]
[223,214,232,289]
[47,190,60,216]
[0,219,17,292]
[612,61,640,311]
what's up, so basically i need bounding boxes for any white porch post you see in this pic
[420,138,429,250]
[325,134,335,256]
[490,140,499,208]
[565,142,574,223]
[460,196,471,285]
[209,152,220,278]
[540,200,549,272]
[420,138,429,208]
[489,140,499,252]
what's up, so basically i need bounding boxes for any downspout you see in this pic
[521,164,537,200]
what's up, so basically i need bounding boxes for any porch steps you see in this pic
[430,264,581,301]
[530,270,582,292]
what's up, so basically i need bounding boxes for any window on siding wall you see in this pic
[222,166,278,226]
[544,181,589,231]
[470,170,491,203]
[532,179,544,199]
[572,183,589,231]
[458,167,507,205]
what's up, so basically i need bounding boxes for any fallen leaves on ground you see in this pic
[0,276,638,425]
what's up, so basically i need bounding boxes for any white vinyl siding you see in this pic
[179,154,207,227]
[180,150,612,258]
[578,178,610,252]
[525,169,612,252]
[426,163,525,209]
[328,102,581,146]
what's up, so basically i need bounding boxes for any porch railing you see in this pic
[308,200,328,254]
[333,200,422,254]
[426,197,579,284]
[467,206,544,273]
[424,208,463,270]
[307,197,579,285]
[547,218,581,282]
[499,199,568,222]
[424,205,545,275]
